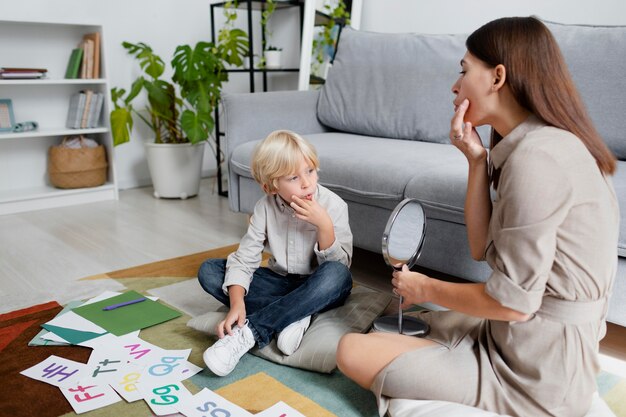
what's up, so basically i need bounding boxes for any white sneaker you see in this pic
[203,323,255,376]
[277,315,311,356]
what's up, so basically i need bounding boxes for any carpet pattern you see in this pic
[3,244,625,417]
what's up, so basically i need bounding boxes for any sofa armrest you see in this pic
[222,90,329,211]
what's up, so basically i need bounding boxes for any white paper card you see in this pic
[140,349,201,386]
[83,291,159,305]
[40,331,70,343]
[108,362,146,402]
[77,332,120,349]
[80,344,129,385]
[20,355,86,388]
[60,382,122,414]
[138,380,193,416]
[176,388,253,417]
[116,333,165,365]
[254,401,306,417]
[44,311,107,334]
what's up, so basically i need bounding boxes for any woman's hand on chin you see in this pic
[450,99,487,164]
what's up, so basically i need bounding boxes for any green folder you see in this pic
[65,48,83,79]
[72,290,181,336]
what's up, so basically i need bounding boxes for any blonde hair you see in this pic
[251,130,319,194]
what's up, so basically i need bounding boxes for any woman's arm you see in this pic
[464,158,492,260]
[428,280,530,322]
[450,99,492,260]
[393,265,530,322]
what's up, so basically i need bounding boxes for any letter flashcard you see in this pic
[176,387,253,417]
[109,362,146,403]
[20,355,86,388]
[115,333,165,365]
[80,344,128,385]
[138,381,193,416]
[60,383,122,414]
[140,349,201,386]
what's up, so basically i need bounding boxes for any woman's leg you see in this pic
[337,332,437,389]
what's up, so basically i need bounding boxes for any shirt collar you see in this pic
[490,114,546,169]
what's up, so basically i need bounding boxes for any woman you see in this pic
[336,16,619,417]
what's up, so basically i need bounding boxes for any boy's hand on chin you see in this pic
[290,195,332,230]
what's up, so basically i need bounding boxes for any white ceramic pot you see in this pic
[264,50,282,69]
[144,142,205,199]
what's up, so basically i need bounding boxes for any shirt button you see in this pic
[290,241,293,244]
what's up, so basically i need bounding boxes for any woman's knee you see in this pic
[337,333,362,373]
[197,258,226,293]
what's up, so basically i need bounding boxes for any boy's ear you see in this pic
[262,183,276,194]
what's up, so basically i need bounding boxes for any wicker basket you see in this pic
[48,137,108,189]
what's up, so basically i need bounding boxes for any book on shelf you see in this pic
[83,32,101,79]
[80,90,94,128]
[66,90,104,129]
[66,91,86,129]
[65,48,83,79]
[80,38,94,79]
[0,67,48,79]
[87,92,104,128]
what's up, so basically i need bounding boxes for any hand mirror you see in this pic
[372,198,430,336]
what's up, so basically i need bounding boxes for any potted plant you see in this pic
[258,0,283,69]
[110,30,247,199]
[264,45,283,69]
[311,0,350,77]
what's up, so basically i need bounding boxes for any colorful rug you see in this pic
[2,244,625,417]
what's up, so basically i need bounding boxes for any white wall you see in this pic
[5,0,625,190]
[1,0,300,190]
[360,0,626,34]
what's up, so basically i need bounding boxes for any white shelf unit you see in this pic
[0,20,118,215]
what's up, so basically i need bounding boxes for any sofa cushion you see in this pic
[403,159,468,225]
[545,21,626,160]
[318,28,467,144]
[187,286,391,374]
[230,132,468,211]
[614,161,626,257]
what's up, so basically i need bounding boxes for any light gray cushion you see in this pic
[317,28,467,144]
[613,161,626,257]
[545,20,626,160]
[187,286,391,373]
[231,132,467,211]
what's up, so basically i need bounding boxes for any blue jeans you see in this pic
[197,259,352,349]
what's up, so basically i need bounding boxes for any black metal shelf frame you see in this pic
[210,0,304,196]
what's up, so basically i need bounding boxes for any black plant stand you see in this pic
[210,0,304,196]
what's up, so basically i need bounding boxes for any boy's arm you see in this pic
[224,199,268,295]
[315,200,353,267]
[322,201,352,267]
[291,195,353,267]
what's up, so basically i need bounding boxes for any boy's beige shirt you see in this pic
[223,184,353,294]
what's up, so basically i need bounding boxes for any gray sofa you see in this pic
[222,22,626,326]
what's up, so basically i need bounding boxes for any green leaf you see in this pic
[125,77,144,104]
[218,28,248,67]
[181,109,214,144]
[110,107,133,146]
[123,42,165,79]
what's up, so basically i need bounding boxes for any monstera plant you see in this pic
[109,31,247,198]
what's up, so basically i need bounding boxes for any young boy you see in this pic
[198,129,353,376]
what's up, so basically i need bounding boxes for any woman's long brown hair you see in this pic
[466,17,616,187]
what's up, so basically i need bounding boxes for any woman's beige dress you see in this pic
[372,116,620,417]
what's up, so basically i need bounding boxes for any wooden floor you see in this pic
[1,178,624,376]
